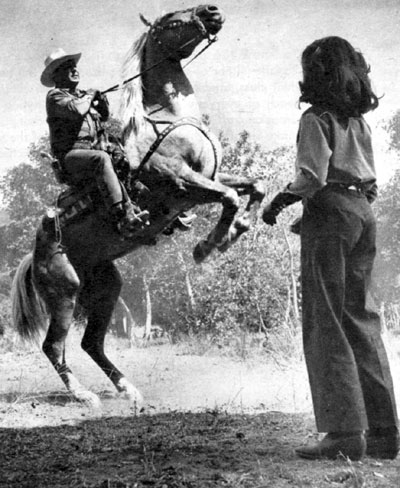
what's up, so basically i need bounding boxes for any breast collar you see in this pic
[132,116,219,181]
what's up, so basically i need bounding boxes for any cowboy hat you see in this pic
[40,48,81,87]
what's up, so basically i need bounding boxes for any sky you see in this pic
[1,0,400,183]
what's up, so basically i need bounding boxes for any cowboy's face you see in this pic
[53,60,80,88]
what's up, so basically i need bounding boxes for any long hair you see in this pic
[299,36,379,118]
[119,31,148,137]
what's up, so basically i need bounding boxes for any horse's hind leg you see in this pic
[36,243,101,406]
[80,261,143,407]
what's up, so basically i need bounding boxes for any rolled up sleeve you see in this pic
[289,113,332,198]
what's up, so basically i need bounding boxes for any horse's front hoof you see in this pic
[117,378,144,412]
[193,240,214,263]
[73,389,102,409]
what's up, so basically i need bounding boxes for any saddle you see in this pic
[40,152,100,227]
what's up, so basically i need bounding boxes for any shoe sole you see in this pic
[366,450,399,460]
[295,449,365,461]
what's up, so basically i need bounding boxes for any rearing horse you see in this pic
[11,5,265,407]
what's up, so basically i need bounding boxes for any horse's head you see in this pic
[120,5,225,136]
[145,5,225,60]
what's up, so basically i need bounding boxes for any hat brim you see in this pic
[40,53,82,87]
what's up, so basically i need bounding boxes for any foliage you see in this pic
[374,169,400,302]
[118,130,301,341]
[0,127,303,342]
[0,136,62,268]
[374,110,400,303]
[382,109,400,153]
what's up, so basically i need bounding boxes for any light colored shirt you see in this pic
[288,108,376,198]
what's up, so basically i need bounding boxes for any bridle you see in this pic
[102,7,219,95]
[107,7,222,183]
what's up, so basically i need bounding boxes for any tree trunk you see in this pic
[185,271,196,311]
[282,226,300,324]
[143,273,152,341]
[117,296,135,343]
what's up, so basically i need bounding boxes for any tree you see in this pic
[0,128,302,343]
[373,110,400,303]
[0,136,62,268]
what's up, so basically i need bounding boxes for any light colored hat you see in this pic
[40,48,81,87]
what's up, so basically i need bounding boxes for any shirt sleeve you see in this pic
[288,112,332,198]
[47,89,93,120]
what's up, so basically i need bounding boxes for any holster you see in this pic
[51,158,69,185]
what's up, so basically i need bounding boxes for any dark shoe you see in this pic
[295,432,366,461]
[366,427,400,459]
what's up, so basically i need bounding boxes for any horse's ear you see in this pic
[139,13,152,27]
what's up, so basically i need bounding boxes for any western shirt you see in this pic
[46,88,108,159]
[288,107,377,198]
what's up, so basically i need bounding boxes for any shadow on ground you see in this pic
[1,408,400,488]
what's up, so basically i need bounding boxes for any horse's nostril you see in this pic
[206,5,219,12]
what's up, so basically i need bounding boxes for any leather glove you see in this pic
[262,202,279,226]
[262,190,302,226]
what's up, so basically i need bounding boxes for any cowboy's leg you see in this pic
[301,194,368,433]
[343,202,398,430]
[63,149,123,207]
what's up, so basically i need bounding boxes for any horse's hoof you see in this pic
[73,390,102,409]
[193,240,213,263]
[117,378,144,411]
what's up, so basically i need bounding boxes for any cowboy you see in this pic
[41,48,147,237]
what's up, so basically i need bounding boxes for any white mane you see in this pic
[119,31,148,138]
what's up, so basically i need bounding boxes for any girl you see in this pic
[263,36,398,461]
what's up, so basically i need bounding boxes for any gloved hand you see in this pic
[262,202,279,225]
[87,89,109,119]
[262,190,302,226]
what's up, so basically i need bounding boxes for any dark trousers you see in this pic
[301,187,398,433]
[63,149,122,208]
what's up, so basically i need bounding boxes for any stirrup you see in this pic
[117,205,150,238]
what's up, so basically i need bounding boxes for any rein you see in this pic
[102,8,218,95]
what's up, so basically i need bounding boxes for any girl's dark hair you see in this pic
[299,36,379,117]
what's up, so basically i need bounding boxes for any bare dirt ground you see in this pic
[1,329,400,487]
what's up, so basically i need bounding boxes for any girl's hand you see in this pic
[262,203,279,226]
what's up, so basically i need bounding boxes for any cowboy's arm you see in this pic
[47,88,98,120]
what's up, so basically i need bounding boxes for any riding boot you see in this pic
[109,201,150,238]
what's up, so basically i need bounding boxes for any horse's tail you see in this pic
[11,253,48,342]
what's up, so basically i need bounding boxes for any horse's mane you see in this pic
[119,31,148,138]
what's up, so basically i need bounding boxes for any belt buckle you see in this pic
[347,185,358,191]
